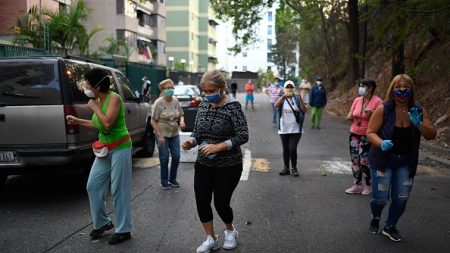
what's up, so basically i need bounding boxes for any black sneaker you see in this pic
[90,221,114,239]
[369,219,379,234]
[291,168,299,177]
[168,180,180,187]
[382,227,403,242]
[109,232,132,245]
[279,169,290,176]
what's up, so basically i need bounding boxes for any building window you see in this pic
[137,11,156,27]
[242,52,247,57]
[160,0,164,3]
[268,11,272,22]
[268,25,273,36]
[267,39,272,50]
[117,30,125,40]
[243,66,247,71]
[267,54,273,62]
[137,39,151,55]
[117,0,124,14]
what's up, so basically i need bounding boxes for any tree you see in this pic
[47,0,90,54]
[272,2,300,80]
[14,6,48,49]
[77,25,103,57]
[98,36,132,59]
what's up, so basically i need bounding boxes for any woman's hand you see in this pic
[182,140,194,150]
[87,99,99,112]
[66,115,79,125]
[179,121,186,130]
[157,134,165,146]
[199,143,222,156]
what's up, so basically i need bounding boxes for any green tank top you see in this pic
[92,91,132,149]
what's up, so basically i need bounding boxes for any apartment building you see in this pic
[84,0,167,65]
[216,3,280,77]
[166,0,218,73]
[0,0,70,43]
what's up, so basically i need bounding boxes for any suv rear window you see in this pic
[0,60,62,105]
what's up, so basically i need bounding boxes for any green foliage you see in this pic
[13,0,102,57]
[14,6,48,49]
[272,2,300,79]
[47,0,90,54]
[98,36,131,60]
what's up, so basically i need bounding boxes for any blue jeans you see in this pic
[158,135,180,186]
[370,154,414,229]
[271,102,277,124]
[87,147,133,233]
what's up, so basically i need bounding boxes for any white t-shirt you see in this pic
[278,98,300,134]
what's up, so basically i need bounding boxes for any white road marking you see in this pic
[320,158,352,174]
[241,148,251,181]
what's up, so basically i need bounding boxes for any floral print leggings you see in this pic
[349,132,371,185]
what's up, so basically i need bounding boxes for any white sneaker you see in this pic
[223,230,238,250]
[196,235,219,253]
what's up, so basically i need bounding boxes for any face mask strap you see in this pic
[93,75,109,88]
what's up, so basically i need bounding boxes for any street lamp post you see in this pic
[168,56,174,70]
[167,56,174,78]
[180,59,186,71]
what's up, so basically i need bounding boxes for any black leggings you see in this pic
[280,133,302,170]
[194,162,242,223]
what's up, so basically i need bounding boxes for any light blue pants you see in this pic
[87,147,133,233]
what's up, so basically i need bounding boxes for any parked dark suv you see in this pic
[0,57,155,185]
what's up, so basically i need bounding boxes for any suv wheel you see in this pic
[139,127,155,157]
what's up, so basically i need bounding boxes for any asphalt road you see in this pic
[0,92,449,253]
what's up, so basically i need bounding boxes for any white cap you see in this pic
[284,80,295,88]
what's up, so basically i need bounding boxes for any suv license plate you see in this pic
[0,151,15,162]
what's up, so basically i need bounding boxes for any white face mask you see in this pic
[317,81,322,85]
[84,89,96,98]
[358,87,366,96]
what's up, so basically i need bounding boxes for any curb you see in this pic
[419,143,450,168]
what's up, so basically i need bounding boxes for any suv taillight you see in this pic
[63,105,80,134]
[189,100,200,107]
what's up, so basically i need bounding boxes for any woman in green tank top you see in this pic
[66,68,133,245]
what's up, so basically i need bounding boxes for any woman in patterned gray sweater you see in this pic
[182,70,248,253]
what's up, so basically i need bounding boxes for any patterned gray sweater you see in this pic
[191,99,249,168]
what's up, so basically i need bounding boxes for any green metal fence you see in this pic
[0,43,64,57]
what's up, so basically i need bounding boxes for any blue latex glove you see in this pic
[381,140,394,151]
[408,107,422,128]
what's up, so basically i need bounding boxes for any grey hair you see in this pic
[200,70,226,92]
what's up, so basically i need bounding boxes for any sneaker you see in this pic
[362,185,372,195]
[161,183,170,190]
[291,168,299,177]
[345,184,364,194]
[223,230,238,250]
[168,180,180,187]
[382,227,403,242]
[108,232,131,245]
[369,219,379,234]
[89,221,114,239]
[196,235,219,253]
[279,169,290,176]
